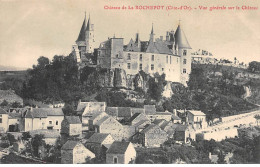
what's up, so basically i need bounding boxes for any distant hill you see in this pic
[0,65,28,71]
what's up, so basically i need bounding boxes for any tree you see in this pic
[22,132,31,141]
[31,134,45,157]
[254,114,260,126]
[248,61,260,73]
[217,150,226,164]
[7,133,17,146]
[0,100,9,106]
[11,102,22,108]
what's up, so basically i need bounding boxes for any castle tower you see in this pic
[174,22,192,85]
[85,14,95,53]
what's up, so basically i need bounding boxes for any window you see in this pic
[183,59,187,64]
[0,115,2,123]
[183,50,187,56]
[113,157,118,164]
[151,55,154,61]
[183,69,187,73]
[139,54,142,61]
[127,53,131,60]
[151,64,154,71]
[49,121,52,125]
[56,121,58,125]
[127,63,131,69]
[166,56,168,63]
[139,63,142,71]
[162,68,164,71]
[116,54,119,58]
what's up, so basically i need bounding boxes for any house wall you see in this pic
[0,114,8,132]
[73,144,95,164]
[124,143,136,164]
[99,117,124,141]
[61,150,73,164]
[8,118,19,126]
[70,124,82,136]
[106,153,125,164]
[24,118,33,132]
[46,116,64,131]
[144,127,168,147]
[179,49,191,85]
[102,135,115,146]
[32,118,46,130]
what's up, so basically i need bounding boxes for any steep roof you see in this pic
[32,108,64,117]
[141,124,159,134]
[106,141,131,154]
[76,16,86,42]
[86,17,91,31]
[76,101,89,111]
[0,108,7,114]
[87,133,111,144]
[128,113,141,123]
[174,24,192,49]
[8,112,21,119]
[118,107,132,117]
[65,116,81,124]
[144,105,156,115]
[61,140,80,150]
[172,115,181,120]
[175,124,188,131]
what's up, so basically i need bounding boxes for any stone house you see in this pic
[174,124,195,143]
[20,108,64,132]
[106,141,136,164]
[85,133,114,160]
[61,140,95,164]
[187,110,207,129]
[0,108,8,133]
[61,116,82,137]
[134,123,168,147]
[79,101,106,131]
[129,113,151,132]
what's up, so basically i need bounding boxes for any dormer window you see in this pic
[151,55,154,61]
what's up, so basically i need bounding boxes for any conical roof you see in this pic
[86,16,91,31]
[174,24,192,49]
[76,16,87,42]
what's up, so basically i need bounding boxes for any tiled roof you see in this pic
[118,107,132,117]
[141,124,158,134]
[31,109,48,118]
[153,119,166,126]
[65,116,81,124]
[144,105,156,115]
[133,120,150,127]
[0,108,7,114]
[172,115,181,120]
[106,141,131,154]
[76,101,89,111]
[62,140,80,150]
[8,112,21,119]
[175,124,188,131]
[154,40,173,55]
[87,133,111,144]
[128,113,141,123]
[105,107,118,117]
[155,112,172,115]
[95,116,109,126]
[131,108,145,115]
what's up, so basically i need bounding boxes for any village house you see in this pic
[186,110,207,129]
[174,124,195,143]
[61,116,82,137]
[20,108,64,132]
[78,101,106,131]
[8,112,21,132]
[61,140,95,164]
[129,113,151,131]
[106,141,136,164]
[133,123,168,147]
[105,106,145,120]
[85,133,115,160]
[0,108,8,133]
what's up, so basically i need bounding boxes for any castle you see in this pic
[72,14,192,85]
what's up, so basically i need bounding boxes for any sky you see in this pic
[0,0,259,69]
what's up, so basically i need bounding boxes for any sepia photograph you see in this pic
[0,0,259,164]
